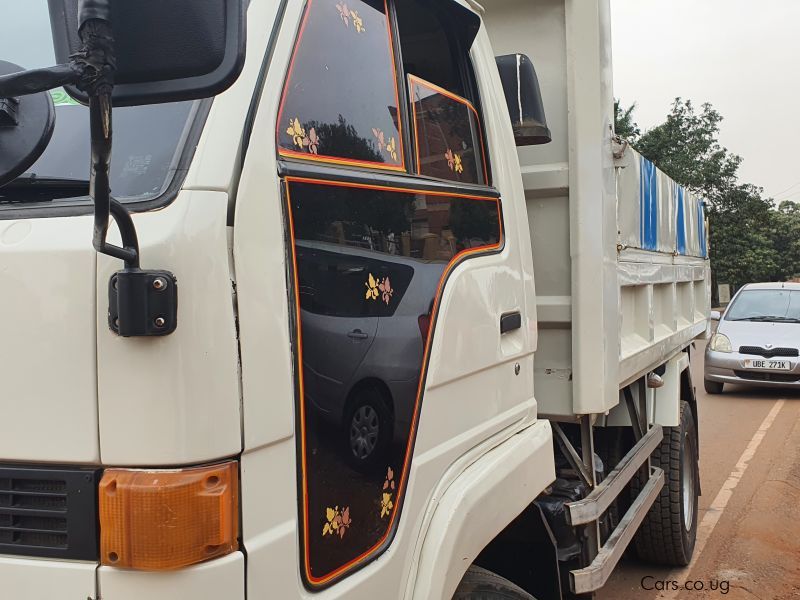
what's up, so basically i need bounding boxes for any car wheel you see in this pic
[345,386,391,471]
[453,566,537,600]
[704,379,723,394]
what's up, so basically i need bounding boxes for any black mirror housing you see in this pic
[0,62,55,187]
[495,53,551,146]
[47,0,246,107]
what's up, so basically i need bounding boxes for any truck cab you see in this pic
[0,1,708,599]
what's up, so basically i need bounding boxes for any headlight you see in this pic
[709,333,733,353]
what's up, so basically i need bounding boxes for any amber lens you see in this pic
[99,462,239,570]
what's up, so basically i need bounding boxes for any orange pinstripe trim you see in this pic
[408,75,490,184]
[276,0,406,172]
[285,177,503,586]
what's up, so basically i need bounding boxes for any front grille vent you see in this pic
[739,346,799,358]
[0,466,99,560]
[734,370,800,383]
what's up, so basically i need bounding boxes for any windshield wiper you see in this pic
[0,175,91,203]
[731,315,800,323]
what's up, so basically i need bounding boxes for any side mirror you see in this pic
[0,62,55,185]
[495,53,551,146]
[710,311,721,321]
[48,0,246,107]
[0,0,247,337]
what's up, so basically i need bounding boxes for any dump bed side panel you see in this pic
[483,0,710,418]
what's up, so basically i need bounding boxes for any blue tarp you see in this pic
[639,157,658,251]
[675,185,687,255]
[698,200,707,258]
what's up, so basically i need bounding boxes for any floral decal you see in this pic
[286,118,321,155]
[287,118,306,149]
[336,3,365,33]
[336,2,350,26]
[373,127,386,152]
[305,127,320,154]
[445,148,464,174]
[351,10,365,33]
[365,273,393,305]
[386,137,398,162]
[380,467,396,518]
[322,505,352,539]
[372,128,399,163]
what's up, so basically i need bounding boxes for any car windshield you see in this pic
[725,289,800,322]
[0,3,196,209]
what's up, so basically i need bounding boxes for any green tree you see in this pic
[614,100,641,141]
[634,99,741,201]
[771,201,800,280]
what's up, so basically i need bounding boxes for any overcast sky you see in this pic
[611,0,800,203]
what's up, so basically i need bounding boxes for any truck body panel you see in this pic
[96,191,242,465]
[0,555,96,599]
[483,0,709,419]
[0,215,99,463]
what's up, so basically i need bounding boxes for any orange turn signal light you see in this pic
[99,462,239,570]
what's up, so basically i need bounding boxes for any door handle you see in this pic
[347,329,369,340]
[500,311,522,334]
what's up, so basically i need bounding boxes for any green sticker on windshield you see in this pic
[50,88,80,106]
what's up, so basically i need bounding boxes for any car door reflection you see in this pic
[297,240,444,473]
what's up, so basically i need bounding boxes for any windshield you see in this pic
[0,2,196,208]
[725,289,800,322]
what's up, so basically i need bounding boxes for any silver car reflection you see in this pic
[704,282,800,393]
[296,241,446,469]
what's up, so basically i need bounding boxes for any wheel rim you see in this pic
[682,433,695,531]
[350,405,379,459]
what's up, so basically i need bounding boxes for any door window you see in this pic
[409,75,487,185]
[276,0,405,170]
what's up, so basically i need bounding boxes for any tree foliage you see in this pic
[613,100,640,141]
[615,98,800,297]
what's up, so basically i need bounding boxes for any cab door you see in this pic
[233,0,534,596]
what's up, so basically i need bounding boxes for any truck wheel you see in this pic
[344,386,391,472]
[704,379,723,394]
[453,566,537,600]
[633,400,699,565]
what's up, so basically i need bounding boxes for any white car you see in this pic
[705,282,800,393]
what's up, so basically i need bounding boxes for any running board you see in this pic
[566,424,663,525]
[569,467,665,594]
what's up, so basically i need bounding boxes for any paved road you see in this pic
[601,341,800,600]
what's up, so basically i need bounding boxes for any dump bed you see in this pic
[483,0,710,417]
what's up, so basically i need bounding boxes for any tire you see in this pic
[704,379,723,394]
[633,400,699,565]
[453,566,536,600]
[344,386,392,472]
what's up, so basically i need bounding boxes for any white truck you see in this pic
[0,1,710,598]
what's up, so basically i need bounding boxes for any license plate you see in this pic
[744,359,792,371]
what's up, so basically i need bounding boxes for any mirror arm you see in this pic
[88,93,139,269]
[76,6,139,270]
[0,65,79,99]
